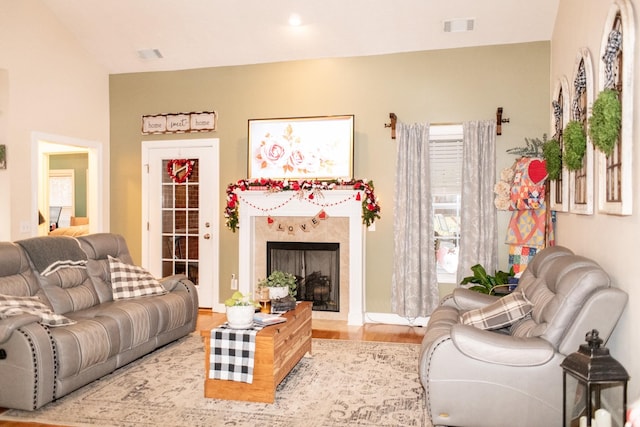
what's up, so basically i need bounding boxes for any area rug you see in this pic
[0,334,428,427]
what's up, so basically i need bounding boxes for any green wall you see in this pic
[49,153,89,217]
[110,42,550,313]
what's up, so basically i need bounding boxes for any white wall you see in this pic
[0,69,8,240]
[552,0,640,399]
[0,0,110,240]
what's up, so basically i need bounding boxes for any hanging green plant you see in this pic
[589,89,621,156]
[563,120,586,171]
[542,138,562,180]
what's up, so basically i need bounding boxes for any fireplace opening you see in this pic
[266,242,339,312]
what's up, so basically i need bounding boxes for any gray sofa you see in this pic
[0,233,198,410]
[419,246,627,427]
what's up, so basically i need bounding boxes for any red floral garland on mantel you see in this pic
[225,178,381,232]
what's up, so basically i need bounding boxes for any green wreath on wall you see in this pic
[563,120,587,171]
[542,138,562,181]
[589,89,621,156]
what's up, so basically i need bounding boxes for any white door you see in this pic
[142,139,219,308]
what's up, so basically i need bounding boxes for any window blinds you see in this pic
[429,125,463,194]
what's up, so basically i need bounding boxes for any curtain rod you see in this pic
[496,107,510,135]
[385,109,510,139]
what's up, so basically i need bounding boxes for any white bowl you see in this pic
[226,305,255,328]
[268,286,289,299]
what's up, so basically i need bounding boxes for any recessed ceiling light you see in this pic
[288,13,302,27]
[443,18,475,33]
[137,49,163,60]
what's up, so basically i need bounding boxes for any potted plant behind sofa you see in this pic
[460,264,515,295]
[224,291,259,328]
[258,270,297,299]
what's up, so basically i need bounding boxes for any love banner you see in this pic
[267,210,329,235]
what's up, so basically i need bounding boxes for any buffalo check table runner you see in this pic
[209,324,263,384]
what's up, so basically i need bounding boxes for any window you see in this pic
[553,87,565,206]
[549,78,570,212]
[569,50,594,215]
[598,2,634,215]
[605,14,624,205]
[49,170,75,228]
[430,124,463,284]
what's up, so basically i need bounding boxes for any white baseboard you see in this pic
[363,312,429,327]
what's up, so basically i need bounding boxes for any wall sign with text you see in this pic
[141,111,217,134]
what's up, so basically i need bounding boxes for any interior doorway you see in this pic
[31,132,105,236]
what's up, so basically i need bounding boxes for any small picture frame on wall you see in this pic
[0,144,6,170]
[248,115,354,180]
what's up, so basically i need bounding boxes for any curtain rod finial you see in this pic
[496,107,510,135]
[386,112,397,139]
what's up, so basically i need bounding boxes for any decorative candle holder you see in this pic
[561,329,628,427]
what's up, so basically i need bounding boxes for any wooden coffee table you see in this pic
[202,301,312,403]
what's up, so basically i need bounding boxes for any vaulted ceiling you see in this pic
[42,0,559,74]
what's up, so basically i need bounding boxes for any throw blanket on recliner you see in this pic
[18,236,87,276]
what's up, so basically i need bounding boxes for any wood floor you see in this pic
[197,309,427,344]
[0,309,426,427]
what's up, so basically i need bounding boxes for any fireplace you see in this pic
[267,241,340,312]
[236,189,366,325]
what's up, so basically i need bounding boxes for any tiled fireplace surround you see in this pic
[237,190,365,325]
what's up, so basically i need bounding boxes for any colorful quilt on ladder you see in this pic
[506,204,547,249]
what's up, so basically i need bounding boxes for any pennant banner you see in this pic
[268,210,328,235]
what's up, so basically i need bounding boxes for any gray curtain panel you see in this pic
[392,122,439,319]
[456,120,498,283]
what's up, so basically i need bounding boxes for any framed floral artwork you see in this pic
[248,115,354,180]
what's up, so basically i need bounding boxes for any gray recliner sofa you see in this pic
[419,246,627,427]
[0,233,198,411]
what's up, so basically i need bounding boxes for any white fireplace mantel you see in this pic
[236,189,366,325]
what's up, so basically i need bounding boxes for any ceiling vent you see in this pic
[137,49,163,60]
[443,18,475,33]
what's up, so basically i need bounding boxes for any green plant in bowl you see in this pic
[224,291,259,307]
[258,270,297,297]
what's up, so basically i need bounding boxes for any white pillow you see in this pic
[460,291,533,330]
[108,256,168,300]
[0,294,76,327]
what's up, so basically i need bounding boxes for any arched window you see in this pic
[549,78,570,212]
[598,1,634,215]
[569,50,594,215]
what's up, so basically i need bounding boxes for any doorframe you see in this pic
[31,132,105,236]
[141,138,220,309]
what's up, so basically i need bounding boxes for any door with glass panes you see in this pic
[142,140,219,308]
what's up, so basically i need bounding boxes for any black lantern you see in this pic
[561,329,629,427]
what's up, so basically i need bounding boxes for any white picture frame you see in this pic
[248,115,354,180]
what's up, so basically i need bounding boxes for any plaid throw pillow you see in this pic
[0,294,76,327]
[108,256,168,300]
[460,291,533,330]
